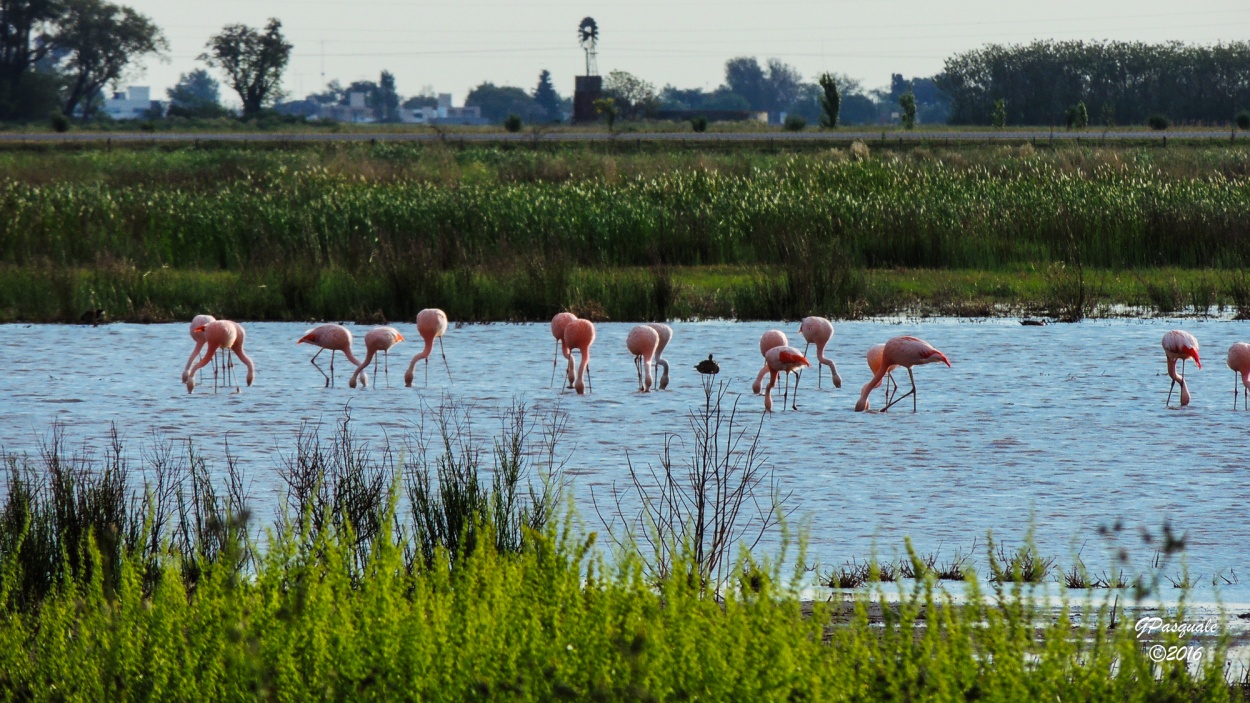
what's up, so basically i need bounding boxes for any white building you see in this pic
[401,93,487,125]
[104,86,161,120]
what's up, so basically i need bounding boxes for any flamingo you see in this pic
[298,324,362,388]
[1227,342,1250,410]
[855,336,951,413]
[763,346,810,412]
[563,319,596,394]
[350,326,405,389]
[1162,330,1201,407]
[798,316,843,389]
[181,314,216,383]
[647,323,673,390]
[550,312,577,387]
[752,330,789,395]
[626,325,661,392]
[186,320,254,394]
[405,308,451,387]
[864,343,899,410]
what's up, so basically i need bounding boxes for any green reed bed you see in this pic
[0,411,1237,701]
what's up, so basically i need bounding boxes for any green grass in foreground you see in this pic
[0,413,1235,701]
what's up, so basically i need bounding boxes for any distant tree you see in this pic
[818,72,840,127]
[532,69,561,122]
[702,87,750,111]
[55,0,167,119]
[723,56,804,117]
[991,98,1006,128]
[402,94,436,110]
[899,90,916,129]
[465,81,543,123]
[1065,101,1088,129]
[201,18,292,118]
[167,68,227,118]
[308,80,342,105]
[1101,101,1115,128]
[660,85,705,110]
[592,97,616,130]
[378,70,399,122]
[0,0,62,119]
[603,70,657,119]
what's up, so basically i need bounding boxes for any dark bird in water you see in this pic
[695,354,719,375]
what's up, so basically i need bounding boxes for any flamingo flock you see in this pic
[179,313,1237,415]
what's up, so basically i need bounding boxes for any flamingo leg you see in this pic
[310,348,330,387]
[804,342,820,389]
[881,369,918,413]
[1166,378,1176,407]
[383,350,390,389]
[550,340,560,387]
[586,360,593,393]
[791,369,802,410]
[1234,371,1238,411]
[438,337,452,384]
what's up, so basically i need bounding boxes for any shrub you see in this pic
[991,98,1006,128]
[503,114,523,132]
[690,116,708,133]
[1236,110,1250,130]
[1147,113,1170,130]
[899,91,916,129]
[49,111,69,133]
[783,114,806,131]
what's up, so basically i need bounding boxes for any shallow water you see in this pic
[2,318,1248,603]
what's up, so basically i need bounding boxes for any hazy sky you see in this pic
[121,0,1249,106]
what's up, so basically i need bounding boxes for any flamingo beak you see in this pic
[397,333,405,342]
[1189,350,1202,369]
[937,351,952,367]
[194,325,207,333]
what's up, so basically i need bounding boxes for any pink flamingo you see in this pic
[186,320,254,394]
[298,324,362,388]
[563,319,596,394]
[763,346,810,412]
[626,325,661,392]
[752,330,789,395]
[181,314,216,383]
[647,323,673,390]
[1162,330,1201,407]
[864,343,899,410]
[855,336,951,412]
[350,326,405,389]
[550,312,577,387]
[1227,342,1250,410]
[797,316,842,389]
[405,308,451,387]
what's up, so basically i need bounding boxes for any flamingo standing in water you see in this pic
[550,312,577,387]
[626,325,660,392]
[298,324,362,388]
[405,308,451,387]
[752,330,789,395]
[181,314,216,383]
[797,316,842,389]
[1227,342,1250,410]
[1162,330,1201,407]
[864,343,899,410]
[763,346,810,412]
[186,320,254,393]
[855,336,951,413]
[350,326,405,389]
[648,323,673,390]
[563,319,596,394]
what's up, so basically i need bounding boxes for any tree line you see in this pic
[939,40,1250,126]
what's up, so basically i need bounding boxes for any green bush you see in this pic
[783,114,806,131]
[49,111,69,133]
[1236,110,1250,130]
[504,114,523,132]
[690,116,708,133]
[1147,113,1170,130]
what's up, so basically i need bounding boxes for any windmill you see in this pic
[578,17,598,76]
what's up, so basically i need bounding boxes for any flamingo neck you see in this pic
[413,337,434,363]
[235,348,256,385]
[856,366,888,411]
[1167,357,1184,384]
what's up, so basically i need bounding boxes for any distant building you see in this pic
[317,91,373,122]
[572,76,601,124]
[401,93,488,125]
[104,86,163,120]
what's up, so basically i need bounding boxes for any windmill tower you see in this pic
[572,17,603,124]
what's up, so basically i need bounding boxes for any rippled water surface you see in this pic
[2,318,1248,601]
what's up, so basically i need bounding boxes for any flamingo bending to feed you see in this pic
[1227,342,1250,410]
[763,346,810,412]
[798,316,842,389]
[752,330,789,395]
[563,319,596,394]
[405,308,451,387]
[186,320,254,393]
[863,343,900,410]
[855,336,951,413]
[1162,330,1201,407]
[626,325,661,392]
[350,326,405,389]
[648,323,673,390]
[298,324,362,388]
[181,314,216,383]
[550,312,577,387]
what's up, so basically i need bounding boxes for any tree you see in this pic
[592,97,616,130]
[54,0,165,119]
[818,72,840,127]
[465,81,542,123]
[899,90,916,129]
[603,70,657,119]
[201,18,291,118]
[723,56,804,116]
[532,69,561,122]
[991,98,1006,128]
[167,68,226,117]
[377,70,399,122]
[0,0,62,118]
